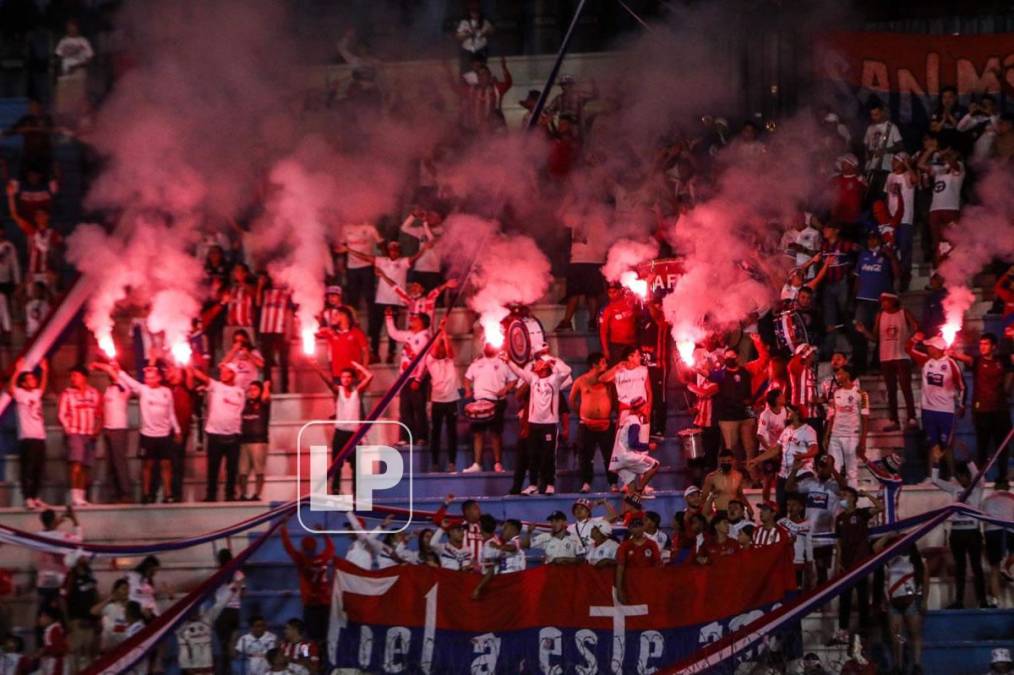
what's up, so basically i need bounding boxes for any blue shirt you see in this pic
[855,249,893,301]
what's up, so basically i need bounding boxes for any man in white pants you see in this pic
[608,403,659,496]
[824,364,869,487]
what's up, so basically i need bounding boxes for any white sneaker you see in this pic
[494,462,504,473]
[462,463,482,473]
[544,485,556,495]
[580,483,591,494]
[521,485,538,496]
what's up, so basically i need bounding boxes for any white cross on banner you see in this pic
[589,588,648,674]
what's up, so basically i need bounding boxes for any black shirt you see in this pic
[710,367,753,421]
[240,399,270,443]
[64,565,98,620]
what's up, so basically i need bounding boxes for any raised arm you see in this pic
[38,358,49,394]
[5,183,33,233]
[352,361,374,393]
[189,366,211,385]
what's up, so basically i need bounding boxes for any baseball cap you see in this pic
[684,485,701,498]
[572,498,592,514]
[592,521,612,536]
[924,335,948,351]
[992,648,1012,665]
[627,515,644,527]
[325,286,342,295]
[879,291,899,300]
[547,511,567,522]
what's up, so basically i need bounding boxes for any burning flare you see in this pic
[301,326,317,356]
[620,271,648,300]
[941,322,960,348]
[98,334,117,359]
[171,341,192,365]
[676,339,696,367]
[481,316,505,349]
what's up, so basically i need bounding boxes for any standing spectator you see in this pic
[824,365,870,487]
[545,75,598,137]
[166,364,197,503]
[908,334,966,471]
[310,360,373,495]
[919,146,964,263]
[212,549,244,675]
[778,493,815,589]
[709,345,759,484]
[752,501,787,546]
[816,222,859,357]
[862,101,903,197]
[855,292,918,431]
[614,516,661,603]
[220,330,264,391]
[873,539,927,673]
[884,154,917,290]
[337,221,383,313]
[829,154,866,230]
[53,19,93,122]
[2,99,55,173]
[97,364,131,503]
[58,365,102,507]
[701,449,751,514]
[348,240,427,363]
[12,358,48,509]
[190,364,246,502]
[94,362,181,505]
[599,284,637,364]
[753,389,787,501]
[62,551,98,669]
[126,555,161,620]
[238,380,271,502]
[425,327,460,473]
[0,227,20,341]
[930,449,989,608]
[36,606,69,675]
[528,512,583,565]
[455,1,494,70]
[92,577,130,654]
[375,273,457,326]
[831,487,884,644]
[569,352,619,493]
[601,346,650,425]
[400,208,445,291]
[431,494,486,566]
[318,306,369,378]
[463,344,516,473]
[256,275,293,393]
[982,479,1012,607]
[502,351,572,495]
[556,218,605,333]
[787,455,846,585]
[586,521,619,567]
[852,230,897,372]
[921,272,947,338]
[952,333,1010,483]
[24,281,51,338]
[279,527,334,648]
[385,309,432,444]
[223,264,257,352]
[279,618,321,675]
[7,184,61,290]
[697,514,742,565]
[234,616,277,675]
[36,506,81,629]
[750,404,818,509]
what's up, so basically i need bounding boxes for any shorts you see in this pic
[813,544,834,568]
[67,435,96,467]
[609,451,659,486]
[889,594,920,617]
[921,409,955,446]
[239,442,269,475]
[138,434,172,461]
[985,529,1010,566]
[564,263,605,299]
[470,399,507,434]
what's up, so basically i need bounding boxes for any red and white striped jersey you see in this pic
[258,287,292,335]
[788,356,819,418]
[40,622,69,675]
[752,524,787,547]
[227,284,255,327]
[397,287,441,322]
[693,371,714,427]
[58,386,101,435]
[28,229,60,276]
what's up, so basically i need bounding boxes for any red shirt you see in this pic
[281,639,320,671]
[326,328,369,377]
[281,533,335,607]
[601,299,637,346]
[701,536,741,562]
[616,537,661,568]
[972,355,1008,413]
[830,174,865,224]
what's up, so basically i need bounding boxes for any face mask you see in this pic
[724,358,738,368]
[720,464,733,474]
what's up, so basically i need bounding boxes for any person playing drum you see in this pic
[463,344,517,473]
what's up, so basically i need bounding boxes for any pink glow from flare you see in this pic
[99,335,117,358]
[676,339,696,366]
[941,322,960,347]
[301,327,316,356]
[481,316,504,349]
[171,341,192,365]
[620,271,648,300]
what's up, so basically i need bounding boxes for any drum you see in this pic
[506,316,546,366]
[677,427,705,461]
[635,258,685,299]
[773,310,810,355]
[464,399,497,422]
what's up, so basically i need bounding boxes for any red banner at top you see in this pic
[817,31,1014,97]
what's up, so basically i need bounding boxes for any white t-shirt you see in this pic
[426,357,460,403]
[346,538,375,569]
[863,121,902,171]
[531,531,584,562]
[400,218,443,273]
[777,516,813,564]
[885,172,915,225]
[235,631,278,675]
[776,423,818,478]
[797,476,841,539]
[612,365,649,405]
[586,539,619,565]
[780,226,822,272]
[982,492,1014,532]
[828,384,869,438]
[921,357,962,413]
[568,517,606,551]
[342,223,382,270]
[103,384,130,430]
[14,387,46,440]
[878,310,911,363]
[100,601,129,650]
[222,349,263,391]
[465,356,516,401]
[119,374,179,438]
[204,380,246,435]
[930,164,964,212]
[214,570,245,610]
[757,407,787,448]
[375,257,411,306]
[517,364,572,425]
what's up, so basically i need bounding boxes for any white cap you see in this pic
[592,521,612,537]
[924,335,947,351]
[993,648,1011,664]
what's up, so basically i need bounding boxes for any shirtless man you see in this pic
[701,449,753,518]
[569,353,619,493]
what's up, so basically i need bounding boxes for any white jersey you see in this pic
[465,356,516,401]
[878,310,911,362]
[204,379,245,435]
[432,531,473,571]
[118,373,179,437]
[481,536,526,574]
[103,383,130,430]
[930,164,964,212]
[531,531,584,562]
[757,407,787,448]
[885,172,915,225]
[568,517,606,551]
[796,476,841,541]
[612,365,649,405]
[221,349,262,391]
[13,387,46,440]
[342,223,382,270]
[920,357,963,414]
[176,620,213,670]
[425,356,461,403]
[885,555,918,598]
[375,257,411,306]
[334,387,362,432]
[586,539,619,565]
[345,538,376,569]
[776,423,818,478]
[516,362,572,425]
[863,121,902,171]
[234,631,278,675]
[828,383,869,438]
[781,226,822,273]
[777,516,814,564]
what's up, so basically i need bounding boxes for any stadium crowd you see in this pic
[0,6,1012,675]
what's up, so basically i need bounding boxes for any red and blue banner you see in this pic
[328,542,799,674]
